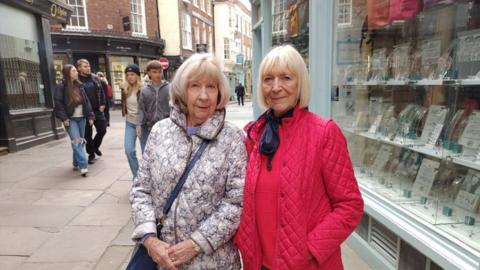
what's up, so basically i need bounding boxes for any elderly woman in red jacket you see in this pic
[235,45,364,270]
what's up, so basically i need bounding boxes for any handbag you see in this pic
[126,140,210,270]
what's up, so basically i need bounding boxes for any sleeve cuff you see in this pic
[131,221,157,242]
[140,233,156,245]
[191,230,214,255]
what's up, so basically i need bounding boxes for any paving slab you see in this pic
[0,256,26,270]
[0,188,44,205]
[33,190,103,207]
[70,203,132,226]
[0,227,52,256]
[0,204,83,227]
[16,171,121,191]
[27,225,121,263]
[17,262,95,270]
[93,246,132,270]
[110,220,135,246]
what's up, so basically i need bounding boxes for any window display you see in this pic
[333,0,480,253]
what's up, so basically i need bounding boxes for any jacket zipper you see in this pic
[173,136,193,243]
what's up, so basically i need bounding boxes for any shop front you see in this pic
[51,34,165,104]
[252,0,480,269]
[0,0,72,153]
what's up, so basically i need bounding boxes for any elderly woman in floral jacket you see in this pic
[130,53,246,270]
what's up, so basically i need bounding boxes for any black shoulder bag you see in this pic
[127,140,210,270]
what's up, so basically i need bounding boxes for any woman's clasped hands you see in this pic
[144,237,200,270]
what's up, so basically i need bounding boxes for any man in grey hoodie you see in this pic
[137,60,170,152]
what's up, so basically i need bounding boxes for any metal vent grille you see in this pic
[370,220,399,267]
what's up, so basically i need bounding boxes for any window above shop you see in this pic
[207,0,212,15]
[337,0,352,27]
[182,13,193,50]
[131,0,147,37]
[224,38,231,60]
[66,0,88,31]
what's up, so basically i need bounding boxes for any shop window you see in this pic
[273,0,287,35]
[53,54,69,84]
[337,0,352,26]
[182,13,193,50]
[224,38,231,60]
[66,0,88,31]
[131,0,147,36]
[0,34,45,110]
[109,56,135,104]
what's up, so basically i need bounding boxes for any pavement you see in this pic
[0,101,370,270]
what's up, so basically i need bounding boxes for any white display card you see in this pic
[420,105,448,146]
[459,110,480,150]
[370,145,393,172]
[455,170,480,212]
[412,159,441,198]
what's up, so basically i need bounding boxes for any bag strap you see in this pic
[162,140,210,217]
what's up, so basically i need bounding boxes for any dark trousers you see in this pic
[237,95,244,106]
[85,117,107,156]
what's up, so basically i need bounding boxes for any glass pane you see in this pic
[331,0,480,253]
[0,34,45,110]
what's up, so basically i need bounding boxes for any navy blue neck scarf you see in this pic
[260,108,294,171]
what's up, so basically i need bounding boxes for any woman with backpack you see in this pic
[54,64,95,177]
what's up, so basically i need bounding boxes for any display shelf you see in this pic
[437,222,480,252]
[343,127,480,171]
[340,79,480,87]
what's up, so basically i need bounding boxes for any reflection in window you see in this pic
[224,38,231,60]
[67,0,88,30]
[273,0,287,35]
[337,0,352,26]
[131,0,146,35]
[0,34,45,110]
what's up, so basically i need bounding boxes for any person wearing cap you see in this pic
[121,64,143,179]
[137,60,170,152]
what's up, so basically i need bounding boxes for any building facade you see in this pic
[0,0,72,153]
[252,1,480,270]
[158,0,214,81]
[50,0,165,104]
[214,0,252,99]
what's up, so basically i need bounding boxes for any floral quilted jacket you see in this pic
[235,107,364,270]
[130,105,246,269]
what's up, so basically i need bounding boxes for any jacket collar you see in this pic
[146,80,168,90]
[247,105,306,143]
[170,105,225,140]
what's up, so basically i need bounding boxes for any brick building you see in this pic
[157,0,214,80]
[50,0,165,103]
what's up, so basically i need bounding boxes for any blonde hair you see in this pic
[123,73,142,97]
[257,45,310,110]
[170,53,230,112]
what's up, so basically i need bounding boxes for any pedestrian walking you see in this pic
[235,45,364,270]
[129,53,246,270]
[76,59,107,164]
[235,82,245,106]
[96,72,112,126]
[137,60,170,152]
[53,64,95,177]
[121,64,142,179]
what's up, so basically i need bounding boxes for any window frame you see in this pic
[131,0,147,36]
[66,0,89,31]
[182,13,193,50]
[272,0,286,35]
[224,38,231,60]
[337,0,353,27]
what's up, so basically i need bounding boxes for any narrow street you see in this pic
[0,102,368,270]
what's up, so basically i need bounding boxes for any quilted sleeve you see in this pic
[190,130,247,254]
[307,120,364,265]
[129,124,159,241]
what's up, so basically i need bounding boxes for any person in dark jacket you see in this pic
[137,60,170,152]
[96,72,111,126]
[77,59,107,164]
[235,82,245,106]
[54,64,95,177]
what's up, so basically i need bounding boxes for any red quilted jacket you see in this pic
[235,107,364,270]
